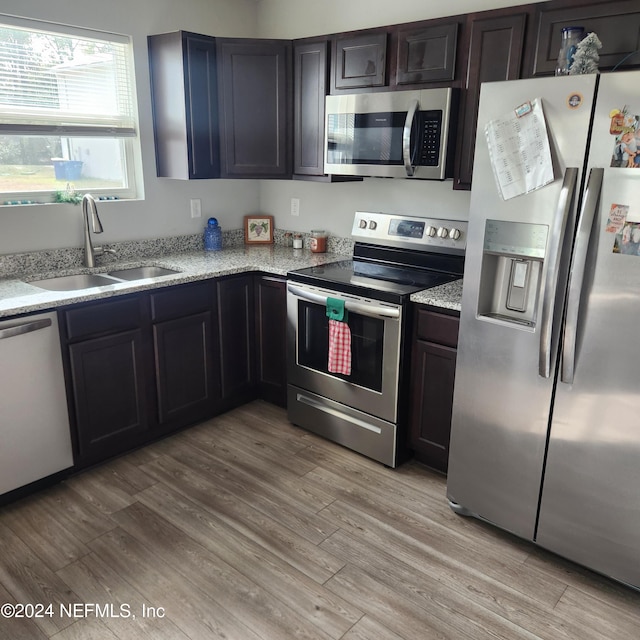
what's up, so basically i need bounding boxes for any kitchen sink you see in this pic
[28,273,120,291]
[107,266,180,280]
[27,265,180,291]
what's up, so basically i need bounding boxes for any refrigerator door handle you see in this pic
[561,167,604,384]
[539,167,579,378]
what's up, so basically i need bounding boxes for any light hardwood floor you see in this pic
[1,400,638,639]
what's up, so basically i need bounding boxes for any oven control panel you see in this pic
[352,211,468,254]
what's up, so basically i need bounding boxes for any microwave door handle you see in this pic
[402,99,419,177]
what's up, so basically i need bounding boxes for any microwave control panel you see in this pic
[417,111,442,167]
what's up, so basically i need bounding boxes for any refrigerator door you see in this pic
[536,70,640,589]
[447,74,598,540]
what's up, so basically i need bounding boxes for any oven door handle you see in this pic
[287,283,400,319]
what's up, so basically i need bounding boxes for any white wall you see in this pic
[255,0,539,39]
[0,0,261,254]
[254,0,543,239]
[1,0,541,255]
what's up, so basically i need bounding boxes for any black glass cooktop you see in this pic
[288,259,458,304]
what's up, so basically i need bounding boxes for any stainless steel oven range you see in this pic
[287,211,467,467]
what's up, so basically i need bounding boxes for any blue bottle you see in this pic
[204,217,222,251]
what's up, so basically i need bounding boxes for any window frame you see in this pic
[0,15,142,204]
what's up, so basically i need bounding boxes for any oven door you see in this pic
[286,281,402,423]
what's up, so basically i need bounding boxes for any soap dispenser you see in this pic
[204,217,222,251]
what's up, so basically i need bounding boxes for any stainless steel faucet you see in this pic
[82,194,116,267]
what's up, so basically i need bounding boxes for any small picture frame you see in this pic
[244,215,274,244]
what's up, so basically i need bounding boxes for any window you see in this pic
[0,17,141,203]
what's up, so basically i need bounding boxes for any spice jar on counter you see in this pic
[293,233,303,249]
[283,232,293,247]
[310,229,327,253]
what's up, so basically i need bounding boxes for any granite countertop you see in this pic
[410,279,463,312]
[0,245,463,318]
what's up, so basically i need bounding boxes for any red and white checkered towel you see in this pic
[328,319,352,376]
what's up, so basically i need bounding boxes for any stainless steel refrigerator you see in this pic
[447,70,640,590]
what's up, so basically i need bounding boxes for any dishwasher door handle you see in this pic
[0,317,52,340]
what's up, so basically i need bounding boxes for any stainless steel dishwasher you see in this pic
[0,311,73,496]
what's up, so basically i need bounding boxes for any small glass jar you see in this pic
[204,217,223,251]
[293,233,303,249]
[283,232,293,247]
[310,229,327,253]
[555,26,584,76]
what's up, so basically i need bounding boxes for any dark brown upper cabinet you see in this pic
[392,21,459,86]
[217,38,292,178]
[529,0,640,76]
[332,30,388,91]
[293,38,363,180]
[293,39,328,176]
[453,10,528,191]
[148,31,220,179]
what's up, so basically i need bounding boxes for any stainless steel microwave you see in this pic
[324,88,457,180]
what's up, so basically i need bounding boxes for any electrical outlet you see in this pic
[290,198,300,217]
[190,198,202,218]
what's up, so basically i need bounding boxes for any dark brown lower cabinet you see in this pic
[61,295,151,467]
[217,274,256,410]
[61,273,286,468]
[68,329,150,466]
[254,275,287,407]
[150,281,219,432]
[408,306,459,473]
[153,311,216,431]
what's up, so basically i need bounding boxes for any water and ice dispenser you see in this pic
[477,220,549,327]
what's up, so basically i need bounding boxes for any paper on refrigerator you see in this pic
[484,98,554,200]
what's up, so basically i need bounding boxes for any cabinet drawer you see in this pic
[415,308,459,347]
[150,281,212,322]
[64,296,142,341]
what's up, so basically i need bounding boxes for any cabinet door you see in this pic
[69,330,149,466]
[294,40,328,176]
[530,0,640,76]
[409,339,457,473]
[332,31,387,90]
[184,34,220,178]
[153,311,216,430]
[148,31,219,179]
[254,276,287,407]
[393,22,458,86]
[217,275,256,408]
[454,13,527,190]
[217,39,291,178]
